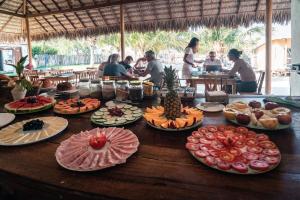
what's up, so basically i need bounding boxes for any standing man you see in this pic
[203,51,223,72]
[134,50,164,87]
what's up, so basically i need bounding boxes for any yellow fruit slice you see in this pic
[152,117,168,127]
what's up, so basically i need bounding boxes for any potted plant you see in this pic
[8,56,32,100]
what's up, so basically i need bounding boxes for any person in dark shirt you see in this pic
[103,54,133,79]
[119,56,134,74]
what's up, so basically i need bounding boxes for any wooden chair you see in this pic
[88,70,98,80]
[239,71,265,95]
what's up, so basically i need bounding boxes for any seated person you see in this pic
[119,56,134,74]
[103,54,134,79]
[134,50,164,87]
[98,55,111,77]
[227,49,257,93]
[203,51,222,72]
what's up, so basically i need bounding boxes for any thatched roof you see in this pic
[0,0,291,42]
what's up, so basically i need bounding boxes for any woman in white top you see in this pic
[183,37,203,78]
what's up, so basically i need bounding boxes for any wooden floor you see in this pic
[0,97,300,200]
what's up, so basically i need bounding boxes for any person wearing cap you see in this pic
[134,50,164,86]
[103,54,134,79]
[227,49,257,93]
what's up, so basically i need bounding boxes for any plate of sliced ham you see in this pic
[55,127,139,171]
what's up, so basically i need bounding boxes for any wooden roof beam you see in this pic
[201,0,204,16]
[0,9,24,18]
[0,2,23,31]
[40,0,68,31]
[236,0,241,14]
[167,0,172,18]
[217,0,222,16]
[97,8,108,26]
[0,0,7,7]
[27,0,156,18]
[183,0,187,18]
[255,0,261,13]
[65,0,86,29]
[51,0,76,30]
[77,0,97,27]
[27,1,57,32]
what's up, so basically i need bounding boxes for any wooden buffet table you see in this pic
[0,97,300,200]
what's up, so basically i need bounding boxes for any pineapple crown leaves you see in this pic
[163,66,177,91]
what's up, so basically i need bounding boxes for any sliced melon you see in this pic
[175,118,187,128]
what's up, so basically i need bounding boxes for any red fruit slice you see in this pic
[234,140,245,148]
[217,125,226,132]
[208,149,219,157]
[187,136,199,144]
[264,156,280,165]
[207,125,218,132]
[229,147,242,156]
[243,152,259,160]
[205,156,217,166]
[192,131,203,138]
[236,127,248,134]
[198,127,208,133]
[262,148,280,156]
[211,140,225,150]
[217,161,231,170]
[256,134,269,141]
[219,151,235,162]
[199,138,212,144]
[194,150,209,158]
[246,131,257,138]
[225,125,236,132]
[259,141,276,149]
[185,143,199,151]
[247,146,263,154]
[246,138,257,147]
[204,132,215,140]
[249,160,270,171]
[232,162,248,173]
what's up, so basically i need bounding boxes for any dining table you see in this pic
[178,71,237,94]
[0,96,300,200]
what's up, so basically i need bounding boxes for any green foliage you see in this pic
[7,56,32,91]
[32,44,58,56]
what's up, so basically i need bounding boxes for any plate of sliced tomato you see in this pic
[186,125,281,174]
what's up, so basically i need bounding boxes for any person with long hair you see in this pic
[227,49,257,93]
[182,37,203,78]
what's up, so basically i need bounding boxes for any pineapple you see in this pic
[163,66,181,120]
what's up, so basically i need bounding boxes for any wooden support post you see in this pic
[23,0,32,64]
[25,17,32,64]
[265,0,272,94]
[120,3,125,60]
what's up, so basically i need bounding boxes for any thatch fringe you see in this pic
[0,10,291,42]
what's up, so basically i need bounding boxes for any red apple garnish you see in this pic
[89,133,107,149]
[277,114,292,125]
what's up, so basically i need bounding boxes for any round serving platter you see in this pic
[196,102,225,113]
[5,103,54,115]
[91,104,143,127]
[189,150,281,175]
[0,113,15,128]
[227,119,290,131]
[0,117,68,146]
[186,125,281,174]
[55,127,139,172]
[146,120,202,132]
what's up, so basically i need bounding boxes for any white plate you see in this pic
[0,113,15,128]
[0,117,68,146]
[196,102,225,112]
